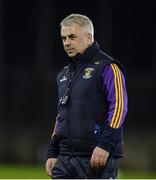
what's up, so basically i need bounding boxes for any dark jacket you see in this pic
[47,42,126,158]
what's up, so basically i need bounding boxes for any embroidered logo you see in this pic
[83,68,94,79]
[94,61,100,65]
[60,76,67,82]
[64,65,68,69]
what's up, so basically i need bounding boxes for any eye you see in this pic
[61,36,66,41]
[69,35,77,40]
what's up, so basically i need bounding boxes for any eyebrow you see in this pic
[61,34,77,39]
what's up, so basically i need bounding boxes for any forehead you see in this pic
[61,23,83,36]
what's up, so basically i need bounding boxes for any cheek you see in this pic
[74,37,88,53]
[77,43,85,52]
[62,44,66,51]
[80,39,89,50]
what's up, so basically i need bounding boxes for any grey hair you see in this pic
[60,13,94,37]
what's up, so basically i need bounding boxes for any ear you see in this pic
[87,33,93,45]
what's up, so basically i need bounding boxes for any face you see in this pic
[61,23,93,58]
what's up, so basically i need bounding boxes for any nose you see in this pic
[64,37,71,46]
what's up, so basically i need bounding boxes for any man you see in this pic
[45,13,128,179]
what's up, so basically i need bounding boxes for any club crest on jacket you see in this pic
[83,68,94,79]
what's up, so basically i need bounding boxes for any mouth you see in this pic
[66,48,75,53]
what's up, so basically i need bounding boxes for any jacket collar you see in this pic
[69,41,100,66]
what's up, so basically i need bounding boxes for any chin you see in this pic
[68,53,76,58]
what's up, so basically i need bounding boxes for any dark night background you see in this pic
[0,0,156,173]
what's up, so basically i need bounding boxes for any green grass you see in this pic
[0,164,156,179]
[0,164,49,179]
[119,169,156,179]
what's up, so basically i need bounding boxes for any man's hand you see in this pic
[45,158,57,176]
[90,147,109,168]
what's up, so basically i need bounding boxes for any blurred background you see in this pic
[0,0,156,178]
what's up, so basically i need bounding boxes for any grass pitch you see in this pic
[0,163,156,179]
[0,164,49,179]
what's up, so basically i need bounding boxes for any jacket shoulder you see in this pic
[56,65,69,83]
[96,50,126,75]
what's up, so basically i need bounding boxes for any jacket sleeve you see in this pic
[97,63,128,153]
[47,114,60,159]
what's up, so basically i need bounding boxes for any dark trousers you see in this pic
[51,154,119,179]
